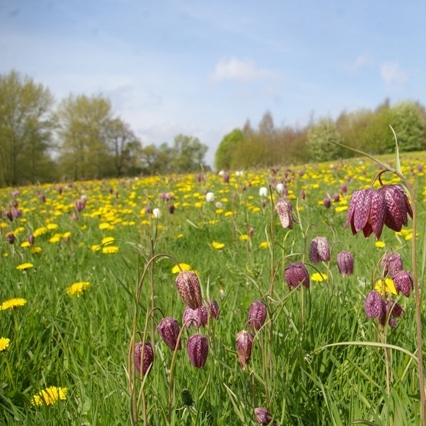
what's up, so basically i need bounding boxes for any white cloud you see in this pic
[380,62,408,88]
[208,57,278,83]
[343,53,370,72]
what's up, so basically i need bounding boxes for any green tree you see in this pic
[215,128,243,170]
[0,70,55,186]
[55,94,113,180]
[171,134,208,173]
[307,117,343,162]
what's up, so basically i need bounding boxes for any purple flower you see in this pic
[276,198,294,229]
[236,330,254,370]
[254,407,276,425]
[382,253,403,279]
[248,300,267,333]
[393,270,413,297]
[378,184,412,232]
[187,334,208,368]
[309,237,331,264]
[134,342,154,376]
[175,271,202,310]
[209,300,220,320]
[284,262,310,290]
[364,290,386,323]
[183,305,208,329]
[157,317,181,350]
[336,251,354,276]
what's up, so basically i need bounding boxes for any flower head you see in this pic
[248,300,267,333]
[393,270,413,297]
[0,337,10,352]
[364,290,386,322]
[254,407,276,425]
[0,297,27,311]
[276,198,294,229]
[336,251,354,276]
[135,342,154,376]
[382,253,403,279]
[31,386,67,406]
[175,271,203,309]
[378,184,412,232]
[157,317,181,350]
[171,263,192,274]
[236,330,254,370]
[66,282,90,297]
[182,305,208,329]
[284,262,310,290]
[187,334,209,368]
[309,236,330,264]
[16,262,33,271]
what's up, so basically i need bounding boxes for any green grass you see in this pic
[0,154,425,425]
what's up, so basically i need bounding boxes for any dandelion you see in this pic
[171,263,192,274]
[0,337,10,351]
[31,386,67,406]
[212,241,225,250]
[102,246,119,254]
[90,244,101,252]
[375,241,386,248]
[311,272,327,282]
[66,282,90,297]
[259,241,270,249]
[16,262,33,271]
[101,236,115,245]
[0,297,27,311]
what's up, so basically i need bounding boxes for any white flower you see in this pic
[206,192,215,202]
[152,208,161,218]
[218,170,225,176]
[235,170,244,177]
[276,183,284,194]
[259,187,268,197]
[215,202,223,209]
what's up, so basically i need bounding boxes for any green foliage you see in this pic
[307,117,343,161]
[215,129,243,170]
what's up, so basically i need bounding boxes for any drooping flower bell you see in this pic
[182,305,208,329]
[378,184,412,232]
[236,330,254,370]
[386,300,404,328]
[254,407,276,425]
[344,189,386,239]
[175,271,203,309]
[134,342,154,376]
[336,250,354,276]
[247,300,267,333]
[382,252,403,279]
[309,236,330,264]
[187,334,208,368]
[393,270,413,297]
[157,317,181,350]
[209,300,220,320]
[276,198,294,229]
[364,290,386,324]
[284,262,310,290]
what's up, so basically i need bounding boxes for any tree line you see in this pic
[215,99,426,170]
[0,70,208,187]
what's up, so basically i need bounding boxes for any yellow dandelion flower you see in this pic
[49,235,61,243]
[14,226,25,234]
[101,236,115,245]
[259,241,270,249]
[335,206,348,213]
[33,227,48,237]
[0,337,10,351]
[375,241,386,248]
[102,245,119,254]
[31,386,67,406]
[30,247,42,254]
[62,231,71,239]
[20,241,31,248]
[0,297,27,310]
[239,234,249,241]
[374,278,397,296]
[224,211,234,217]
[215,209,223,214]
[0,222,8,229]
[66,281,90,297]
[251,206,261,213]
[90,244,101,252]
[175,233,183,239]
[212,241,225,250]
[171,263,192,274]
[16,262,33,271]
[46,223,58,230]
[99,222,113,230]
[311,272,327,282]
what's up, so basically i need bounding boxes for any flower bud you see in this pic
[168,204,175,214]
[336,251,354,276]
[209,300,219,320]
[248,300,267,332]
[364,290,386,322]
[182,305,208,329]
[284,262,310,290]
[27,234,35,245]
[276,198,294,229]
[187,334,208,368]
[309,236,330,263]
[157,317,181,350]
[254,407,276,425]
[6,233,15,244]
[236,330,254,370]
[393,270,413,297]
[323,196,331,208]
[175,271,202,309]
[134,342,154,376]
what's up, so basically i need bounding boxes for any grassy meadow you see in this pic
[0,153,425,425]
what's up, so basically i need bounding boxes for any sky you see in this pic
[1,0,426,166]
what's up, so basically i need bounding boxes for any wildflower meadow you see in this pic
[1,151,425,425]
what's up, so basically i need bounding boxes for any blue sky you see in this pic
[1,0,425,165]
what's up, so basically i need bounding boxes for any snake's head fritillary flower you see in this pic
[134,342,154,376]
[182,305,208,329]
[276,198,294,229]
[382,252,403,278]
[12,207,22,219]
[386,300,404,327]
[393,270,413,297]
[144,205,153,214]
[6,233,15,244]
[157,317,181,350]
[236,330,254,370]
[378,184,413,232]
[259,187,268,197]
[345,189,386,239]
[284,262,310,290]
[248,300,267,333]
[187,334,208,368]
[254,407,276,425]
[205,192,215,202]
[309,237,330,264]
[168,204,175,214]
[336,250,354,276]
[175,271,202,309]
[323,196,331,209]
[364,290,386,323]
[209,300,220,320]
[152,208,161,218]
[27,234,35,245]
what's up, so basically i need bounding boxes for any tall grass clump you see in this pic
[0,146,425,424]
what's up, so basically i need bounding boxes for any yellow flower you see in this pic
[259,241,270,249]
[171,263,192,274]
[311,272,327,282]
[49,235,61,243]
[102,246,119,254]
[99,222,113,230]
[16,262,34,271]
[212,241,225,250]
[101,236,115,245]
[66,282,90,297]
[30,247,42,254]
[375,241,386,248]
[335,206,348,213]
[33,227,48,237]
[239,234,249,241]
[46,223,58,230]
[90,244,101,252]
[20,241,31,248]
[31,386,67,406]
[0,297,27,310]
[0,337,10,351]
[374,278,397,296]
[175,233,184,239]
